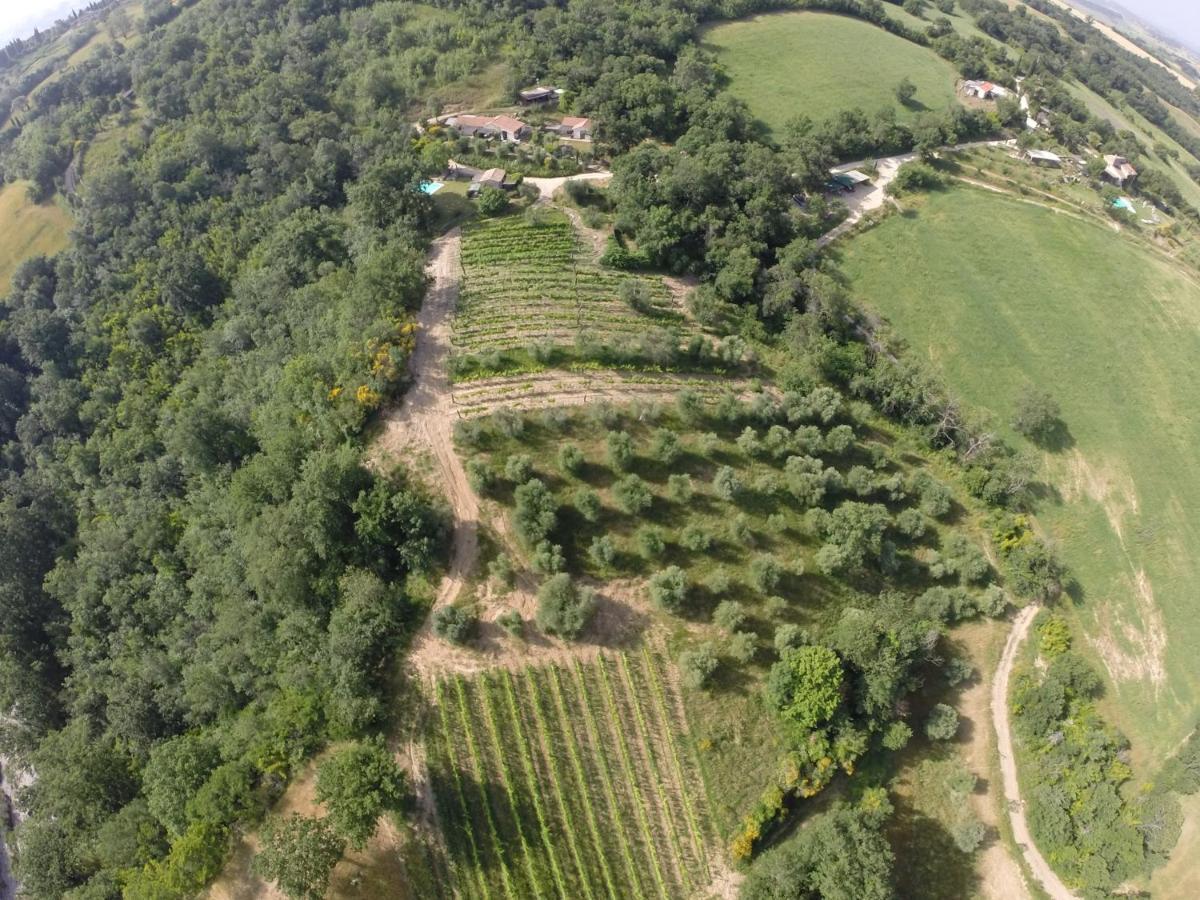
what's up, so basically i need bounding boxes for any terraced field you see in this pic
[427,647,720,899]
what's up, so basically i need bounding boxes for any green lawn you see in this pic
[704,12,962,132]
[839,186,1200,768]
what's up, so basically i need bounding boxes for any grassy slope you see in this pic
[0,181,73,295]
[839,186,1200,767]
[703,12,961,132]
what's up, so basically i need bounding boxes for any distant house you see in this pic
[468,167,508,196]
[548,116,593,140]
[961,80,1012,101]
[1102,154,1138,186]
[446,114,531,143]
[519,86,560,105]
[1023,148,1062,167]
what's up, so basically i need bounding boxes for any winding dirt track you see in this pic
[992,605,1077,900]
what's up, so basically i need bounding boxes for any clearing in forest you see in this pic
[426,647,720,900]
[0,181,73,294]
[703,11,962,132]
[839,184,1200,765]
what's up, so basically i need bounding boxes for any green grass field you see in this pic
[0,181,73,295]
[839,185,1200,767]
[704,12,962,132]
[427,651,719,899]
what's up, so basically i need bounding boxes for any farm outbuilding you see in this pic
[961,80,1012,100]
[519,86,560,105]
[547,116,593,140]
[1102,154,1138,186]
[1023,148,1062,167]
[468,168,508,196]
[827,169,871,192]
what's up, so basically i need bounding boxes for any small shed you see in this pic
[827,169,871,192]
[549,116,592,140]
[468,168,508,196]
[1023,148,1062,167]
[519,86,559,105]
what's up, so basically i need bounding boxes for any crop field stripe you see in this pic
[587,656,676,900]
[499,669,592,900]
[433,679,491,900]
[616,650,701,888]
[548,664,645,898]
[474,675,550,899]
[452,676,521,900]
[571,659,671,900]
[646,643,724,846]
[524,669,619,900]
[638,644,714,867]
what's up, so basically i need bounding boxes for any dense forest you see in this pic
[0,0,1197,897]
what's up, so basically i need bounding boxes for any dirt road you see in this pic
[374,227,477,626]
[992,605,1078,900]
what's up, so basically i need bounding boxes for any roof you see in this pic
[475,167,506,184]
[979,82,995,92]
[1025,149,1061,162]
[520,86,556,99]
[449,114,529,132]
[1104,154,1138,177]
[561,116,590,129]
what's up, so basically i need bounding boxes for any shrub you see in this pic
[680,524,713,552]
[636,526,666,558]
[887,161,946,195]
[771,626,803,654]
[558,443,585,475]
[707,568,732,595]
[677,388,705,423]
[713,600,747,632]
[465,459,495,494]
[254,816,344,900]
[476,185,509,216]
[497,610,523,637]
[513,478,557,546]
[894,508,926,539]
[613,474,653,514]
[531,540,565,575]
[536,574,595,640]
[945,657,975,687]
[912,471,953,518]
[432,606,476,644]
[882,721,912,751]
[649,566,688,614]
[619,279,655,314]
[952,819,986,854]
[713,465,742,501]
[492,407,525,438]
[697,431,721,456]
[750,555,783,593]
[728,515,754,546]
[728,631,757,664]
[925,703,960,741]
[766,645,844,732]
[823,424,855,455]
[736,426,763,457]
[650,428,682,465]
[488,552,515,588]
[679,643,719,689]
[1038,614,1071,657]
[454,418,486,448]
[588,534,616,568]
[504,454,533,483]
[667,473,693,502]
[573,486,602,522]
[606,430,635,471]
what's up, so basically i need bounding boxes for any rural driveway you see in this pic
[992,604,1078,900]
[817,139,1015,247]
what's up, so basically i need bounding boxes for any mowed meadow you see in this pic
[703,11,962,132]
[839,186,1200,766]
[0,181,72,294]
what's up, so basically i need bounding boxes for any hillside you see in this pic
[2,0,1200,899]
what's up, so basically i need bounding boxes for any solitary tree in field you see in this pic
[895,77,917,106]
[1011,385,1063,446]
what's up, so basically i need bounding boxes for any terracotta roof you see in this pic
[449,114,529,133]
[561,116,590,129]
[489,115,528,133]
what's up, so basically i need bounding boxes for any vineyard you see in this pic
[452,214,695,359]
[426,647,720,900]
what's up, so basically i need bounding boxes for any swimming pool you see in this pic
[420,181,445,195]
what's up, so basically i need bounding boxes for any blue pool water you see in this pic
[420,181,444,195]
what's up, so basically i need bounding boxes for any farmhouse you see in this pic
[1023,148,1062,167]
[1102,154,1138,186]
[468,167,508,196]
[519,86,560,105]
[961,80,1012,100]
[548,116,593,140]
[445,114,531,143]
